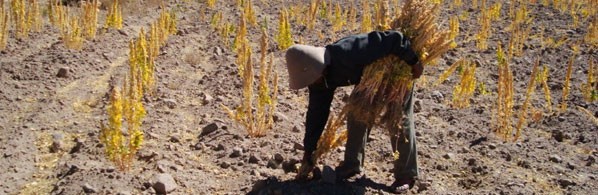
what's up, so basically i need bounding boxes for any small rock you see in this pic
[193,143,205,150]
[321,166,336,184]
[82,183,97,193]
[117,29,128,36]
[557,178,576,188]
[557,116,566,122]
[274,153,284,163]
[293,142,304,151]
[443,153,454,160]
[157,162,168,173]
[282,158,300,173]
[552,130,569,142]
[50,133,65,153]
[273,112,289,123]
[163,99,177,109]
[214,143,225,151]
[517,160,531,169]
[220,162,231,169]
[169,135,180,143]
[488,143,497,149]
[69,138,83,154]
[152,173,178,194]
[467,158,477,166]
[199,123,219,137]
[586,156,595,166]
[214,46,224,56]
[57,67,70,78]
[566,162,575,170]
[230,147,243,158]
[417,180,432,192]
[201,93,214,104]
[249,154,261,164]
[291,126,301,133]
[431,91,444,103]
[138,149,158,162]
[414,100,422,113]
[215,95,225,102]
[549,154,562,163]
[266,159,279,169]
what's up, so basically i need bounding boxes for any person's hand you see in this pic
[411,61,424,79]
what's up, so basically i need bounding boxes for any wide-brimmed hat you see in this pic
[285,44,328,90]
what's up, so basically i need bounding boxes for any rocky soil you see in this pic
[0,0,596,194]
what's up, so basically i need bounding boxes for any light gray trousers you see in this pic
[343,86,418,180]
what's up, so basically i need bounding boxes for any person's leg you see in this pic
[390,85,418,190]
[337,111,371,179]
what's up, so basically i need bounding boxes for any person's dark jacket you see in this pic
[304,31,419,155]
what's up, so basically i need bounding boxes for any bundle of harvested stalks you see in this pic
[346,0,451,130]
[312,111,348,162]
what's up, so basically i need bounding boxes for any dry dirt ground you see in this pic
[0,0,596,194]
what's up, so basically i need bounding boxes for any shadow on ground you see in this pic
[247,176,398,195]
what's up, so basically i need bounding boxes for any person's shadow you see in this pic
[247,176,394,195]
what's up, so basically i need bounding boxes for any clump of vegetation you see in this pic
[100,82,145,171]
[374,0,390,30]
[434,59,465,87]
[450,0,463,10]
[347,2,357,31]
[233,13,247,52]
[81,0,99,39]
[10,0,27,39]
[514,58,540,140]
[508,2,532,57]
[210,11,222,29]
[218,22,234,48]
[275,8,292,50]
[476,0,491,50]
[105,0,123,30]
[559,49,576,112]
[495,44,515,140]
[452,60,477,108]
[225,29,278,137]
[62,14,83,50]
[448,16,459,48]
[27,0,42,33]
[48,0,66,29]
[233,14,249,77]
[331,2,346,33]
[360,0,373,33]
[0,1,8,50]
[539,65,553,113]
[581,59,597,102]
[243,0,256,26]
[100,6,178,170]
[206,0,216,8]
[586,19,597,47]
[130,28,153,93]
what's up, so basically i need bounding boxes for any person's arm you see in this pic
[303,85,335,158]
[326,31,420,67]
